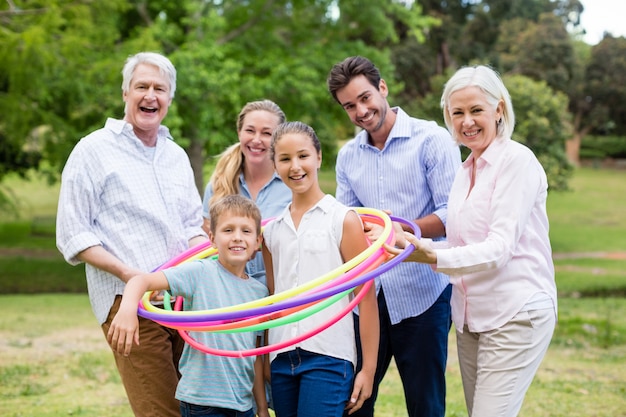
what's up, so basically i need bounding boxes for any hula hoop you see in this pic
[138,207,394,320]
[136,209,419,356]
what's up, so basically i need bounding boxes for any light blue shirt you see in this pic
[202,171,291,285]
[56,118,205,324]
[335,107,461,324]
[164,259,268,410]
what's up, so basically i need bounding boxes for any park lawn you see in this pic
[547,167,626,253]
[1,167,625,416]
[0,294,625,417]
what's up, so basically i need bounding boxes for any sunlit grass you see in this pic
[547,168,626,252]
[2,167,626,416]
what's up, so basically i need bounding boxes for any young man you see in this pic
[327,56,461,417]
[56,52,207,417]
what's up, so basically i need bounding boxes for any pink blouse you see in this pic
[434,137,557,333]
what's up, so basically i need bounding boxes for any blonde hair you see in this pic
[208,100,285,207]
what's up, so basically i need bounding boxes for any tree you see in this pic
[4,0,603,203]
[564,35,626,164]
[0,0,438,201]
[585,36,626,135]
[497,13,575,93]
[504,75,573,191]
[0,0,131,180]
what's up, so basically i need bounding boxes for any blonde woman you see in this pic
[202,99,289,286]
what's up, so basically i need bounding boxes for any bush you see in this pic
[581,135,626,159]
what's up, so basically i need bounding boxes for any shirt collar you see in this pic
[463,136,510,169]
[356,107,410,149]
[274,194,334,223]
[105,117,173,142]
[239,170,282,187]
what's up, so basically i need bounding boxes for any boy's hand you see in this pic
[106,310,140,356]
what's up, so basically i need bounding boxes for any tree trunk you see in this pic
[566,133,581,167]
[187,136,205,196]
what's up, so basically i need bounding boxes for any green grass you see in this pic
[0,295,131,417]
[1,167,626,416]
[1,295,624,417]
[554,258,626,297]
[1,172,61,220]
[547,168,626,253]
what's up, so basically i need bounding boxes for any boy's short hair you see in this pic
[209,195,262,236]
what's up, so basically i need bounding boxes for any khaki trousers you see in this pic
[457,307,556,417]
[101,295,185,417]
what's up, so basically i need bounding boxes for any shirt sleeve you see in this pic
[420,128,461,226]
[335,145,363,207]
[202,183,214,219]
[56,141,104,265]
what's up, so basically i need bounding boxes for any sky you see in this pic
[579,0,626,44]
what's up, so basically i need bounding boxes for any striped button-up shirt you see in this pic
[335,107,460,324]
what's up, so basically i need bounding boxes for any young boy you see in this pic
[107,194,270,417]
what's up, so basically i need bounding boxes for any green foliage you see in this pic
[498,13,575,92]
[3,0,626,196]
[504,74,574,190]
[585,36,626,135]
[580,135,626,159]
[0,256,87,293]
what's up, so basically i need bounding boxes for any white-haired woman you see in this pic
[388,65,557,417]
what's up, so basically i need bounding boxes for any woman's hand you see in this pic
[383,231,437,264]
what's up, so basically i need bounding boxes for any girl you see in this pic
[262,121,379,417]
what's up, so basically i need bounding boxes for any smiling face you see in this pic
[123,63,172,146]
[238,110,282,167]
[209,212,261,275]
[273,131,322,197]
[335,74,393,139]
[447,86,503,159]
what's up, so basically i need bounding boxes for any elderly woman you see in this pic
[388,65,557,417]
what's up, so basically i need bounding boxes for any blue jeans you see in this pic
[179,402,254,417]
[271,348,354,417]
[347,285,452,417]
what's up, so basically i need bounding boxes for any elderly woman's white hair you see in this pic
[121,52,177,99]
[440,65,515,144]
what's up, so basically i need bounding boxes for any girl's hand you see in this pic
[344,369,374,414]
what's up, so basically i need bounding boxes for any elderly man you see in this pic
[57,52,207,417]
